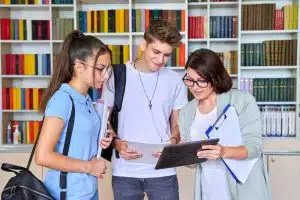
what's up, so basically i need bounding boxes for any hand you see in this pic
[100,123,114,149]
[197,144,226,160]
[115,139,142,160]
[88,158,107,179]
[152,150,162,158]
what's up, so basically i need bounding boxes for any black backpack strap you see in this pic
[101,64,126,161]
[60,95,75,200]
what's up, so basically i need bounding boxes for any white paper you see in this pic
[126,142,166,165]
[209,106,259,184]
[95,99,111,160]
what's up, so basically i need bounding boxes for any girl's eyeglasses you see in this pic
[182,73,208,88]
[75,62,113,76]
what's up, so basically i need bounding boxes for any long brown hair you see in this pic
[40,30,111,112]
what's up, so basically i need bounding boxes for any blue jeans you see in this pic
[112,175,179,200]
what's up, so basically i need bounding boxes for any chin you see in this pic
[150,62,164,72]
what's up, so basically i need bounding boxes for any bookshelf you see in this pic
[0,0,299,148]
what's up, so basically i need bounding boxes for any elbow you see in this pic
[35,149,49,167]
[245,144,263,159]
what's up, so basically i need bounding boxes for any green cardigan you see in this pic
[178,89,272,200]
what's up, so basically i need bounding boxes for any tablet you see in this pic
[155,138,220,170]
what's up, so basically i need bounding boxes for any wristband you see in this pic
[170,136,178,144]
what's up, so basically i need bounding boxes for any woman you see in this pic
[178,49,271,200]
[35,30,113,199]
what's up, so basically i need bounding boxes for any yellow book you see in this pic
[104,10,108,32]
[28,54,35,75]
[26,122,30,144]
[87,10,92,33]
[32,88,39,110]
[33,121,39,142]
[19,20,24,40]
[119,9,125,32]
[293,4,298,29]
[116,10,120,33]
[123,45,129,64]
[24,55,28,75]
[16,88,21,110]
[112,45,117,64]
[34,0,38,4]
[4,0,10,4]
[93,10,98,32]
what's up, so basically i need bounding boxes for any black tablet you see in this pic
[155,138,220,170]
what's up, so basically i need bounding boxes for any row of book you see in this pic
[1,54,51,75]
[5,121,41,145]
[52,0,72,4]
[241,40,297,66]
[52,18,73,40]
[2,88,45,110]
[78,10,129,33]
[217,51,237,75]
[132,9,185,32]
[210,16,238,38]
[240,78,296,102]
[0,19,50,40]
[32,20,50,40]
[242,4,298,30]
[107,45,129,65]
[0,0,48,4]
[0,19,27,40]
[260,106,296,137]
[188,16,207,39]
[133,44,186,67]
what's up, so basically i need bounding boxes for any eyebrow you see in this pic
[152,48,172,56]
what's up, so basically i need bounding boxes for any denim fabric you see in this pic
[112,175,179,200]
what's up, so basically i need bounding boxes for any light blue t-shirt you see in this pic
[44,83,101,200]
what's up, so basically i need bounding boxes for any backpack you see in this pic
[1,95,75,200]
[101,64,126,162]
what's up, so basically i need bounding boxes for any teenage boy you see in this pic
[102,19,188,200]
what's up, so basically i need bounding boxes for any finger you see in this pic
[125,147,137,153]
[102,137,112,142]
[198,150,220,155]
[198,153,219,160]
[202,145,218,150]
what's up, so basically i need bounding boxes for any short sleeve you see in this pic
[45,91,72,124]
[173,80,188,110]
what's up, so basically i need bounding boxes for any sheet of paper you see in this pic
[95,99,110,160]
[126,142,166,165]
[209,106,259,184]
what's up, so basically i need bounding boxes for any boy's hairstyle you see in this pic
[186,48,232,94]
[40,30,111,112]
[144,19,182,47]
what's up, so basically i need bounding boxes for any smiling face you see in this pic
[183,68,215,101]
[140,38,174,72]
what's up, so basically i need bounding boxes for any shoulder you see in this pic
[179,99,197,117]
[45,90,72,122]
[161,67,182,82]
[228,89,257,107]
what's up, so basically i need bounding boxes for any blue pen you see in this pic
[203,104,241,183]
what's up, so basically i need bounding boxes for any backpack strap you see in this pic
[60,95,75,200]
[101,64,126,161]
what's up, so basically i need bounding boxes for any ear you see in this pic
[139,39,147,52]
[73,59,85,74]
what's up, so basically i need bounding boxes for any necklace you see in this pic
[134,58,159,110]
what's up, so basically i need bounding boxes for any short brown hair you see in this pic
[144,19,182,47]
[186,48,232,94]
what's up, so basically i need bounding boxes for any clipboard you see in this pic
[154,138,220,170]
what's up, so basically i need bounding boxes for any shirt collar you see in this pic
[59,83,91,105]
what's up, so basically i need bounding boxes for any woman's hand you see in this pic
[87,158,107,179]
[197,144,226,160]
[100,122,114,149]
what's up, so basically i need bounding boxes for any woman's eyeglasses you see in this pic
[75,62,113,76]
[182,74,208,88]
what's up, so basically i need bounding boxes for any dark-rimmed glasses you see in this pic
[182,73,208,88]
[75,62,112,76]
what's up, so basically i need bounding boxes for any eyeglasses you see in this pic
[182,74,209,88]
[75,62,113,76]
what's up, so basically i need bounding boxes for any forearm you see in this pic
[170,125,180,144]
[223,146,248,160]
[36,152,90,173]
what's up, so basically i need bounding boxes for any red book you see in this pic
[6,54,11,75]
[11,54,16,75]
[19,54,24,75]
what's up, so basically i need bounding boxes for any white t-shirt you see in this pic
[190,107,231,200]
[101,62,188,178]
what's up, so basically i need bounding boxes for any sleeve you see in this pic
[173,79,188,110]
[237,92,263,159]
[45,91,72,124]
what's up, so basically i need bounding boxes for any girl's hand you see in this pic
[100,122,114,149]
[197,144,226,160]
[87,158,107,179]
